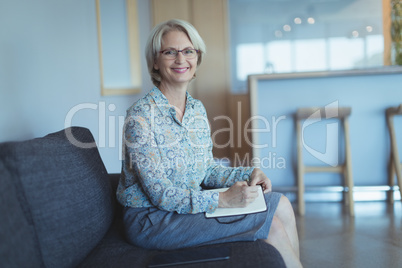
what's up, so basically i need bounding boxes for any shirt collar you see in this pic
[150,87,196,124]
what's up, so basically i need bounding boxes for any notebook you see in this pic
[205,186,267,218]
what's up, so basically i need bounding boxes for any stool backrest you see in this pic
[296,107,351,120]
[386,104,402,116]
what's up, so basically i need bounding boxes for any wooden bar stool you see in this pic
[386,104,402,203]
[296,106,354,216]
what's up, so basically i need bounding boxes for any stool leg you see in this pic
[395,162,402,202]
[297,170,305,216]
[344,118,354,216]
[342,168,349,206]
[296,120,305,216]
[388,154,395,204]
[388,114,402,203]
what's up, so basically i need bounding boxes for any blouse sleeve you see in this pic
[201,155,255,189]
[124,109,220,214]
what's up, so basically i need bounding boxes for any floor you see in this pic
[295,201,402,268]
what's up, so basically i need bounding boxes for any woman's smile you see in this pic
[172,67,189,73]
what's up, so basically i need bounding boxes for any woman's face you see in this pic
[154,30,198,89]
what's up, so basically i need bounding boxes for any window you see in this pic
[229,0,384,93]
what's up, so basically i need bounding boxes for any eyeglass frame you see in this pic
[159,48,199,59]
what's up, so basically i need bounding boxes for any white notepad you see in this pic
[205,186,267,218]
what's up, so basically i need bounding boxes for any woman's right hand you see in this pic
[218,181,259,208]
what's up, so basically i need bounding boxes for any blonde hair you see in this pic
[145,19,206,87]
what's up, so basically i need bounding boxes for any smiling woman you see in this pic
[116,19,302,268]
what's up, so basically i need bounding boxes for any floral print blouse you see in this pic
[116,87,254,214]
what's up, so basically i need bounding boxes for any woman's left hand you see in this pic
[249,168,272,194]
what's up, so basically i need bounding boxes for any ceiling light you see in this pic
[274,30,283,38]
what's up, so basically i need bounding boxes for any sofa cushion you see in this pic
[0,161,44,267]
[0,127,114,268]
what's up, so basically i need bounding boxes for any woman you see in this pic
[117,19,302,267]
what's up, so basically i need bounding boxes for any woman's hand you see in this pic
[218,181,259,208]
[249,168,272,194]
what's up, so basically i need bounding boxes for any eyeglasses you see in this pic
[159,48,199,59]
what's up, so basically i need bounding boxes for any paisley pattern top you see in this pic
[116,87,254,214]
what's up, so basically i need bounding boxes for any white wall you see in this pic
[0,0,153,173]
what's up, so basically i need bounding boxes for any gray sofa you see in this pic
[0,127,285,267]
